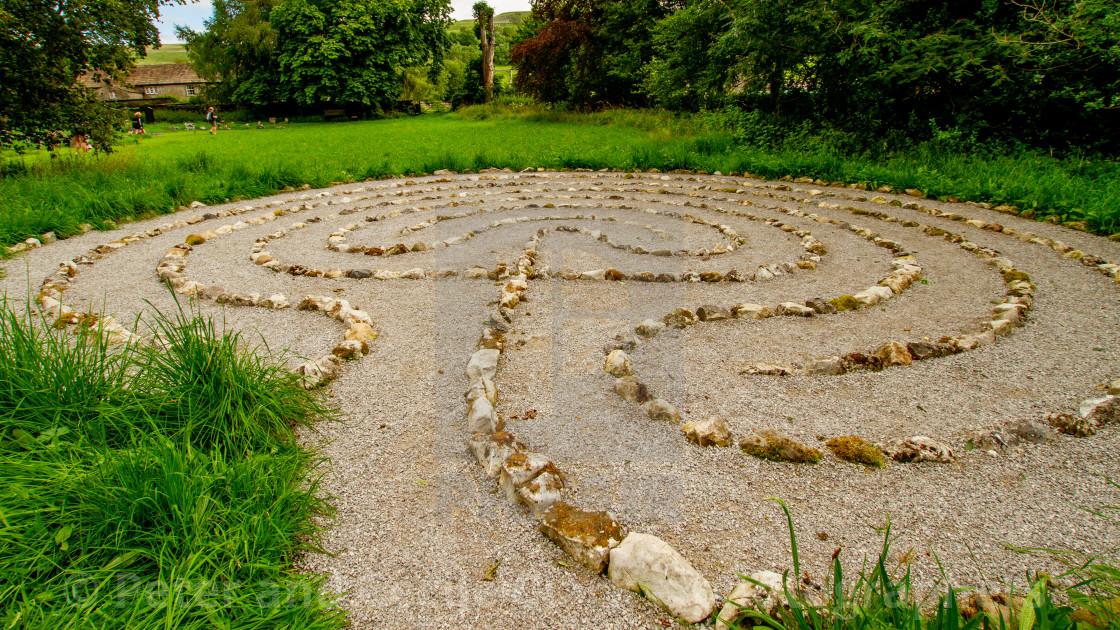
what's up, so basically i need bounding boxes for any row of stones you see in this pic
[325,206,740,258]
[32,202,271,340]
[249,191,826,283]
[601,197,1120,464]
[746,179,1119,283]
[461,248,722,624]
[604,348,956,467]
[24,192,374,390]
[585,199,1034,460]
[164,210,381,389]
[285,176,806,277]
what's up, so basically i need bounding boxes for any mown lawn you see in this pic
[2,109,1118,250]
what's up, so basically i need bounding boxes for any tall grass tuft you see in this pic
[0,298,344,629]
[724,498,1075,630]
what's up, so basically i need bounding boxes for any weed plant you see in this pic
[0,299,343,629]
[1,108,1118,251]
[725,499,1081,630]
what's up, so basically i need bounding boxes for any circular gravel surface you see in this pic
[4,170,1119,629]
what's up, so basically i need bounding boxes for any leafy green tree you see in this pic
[176,0,283,106]
[0,0,171,150]
[270,0,451,112]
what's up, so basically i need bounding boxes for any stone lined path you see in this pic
[5,170,1120,628]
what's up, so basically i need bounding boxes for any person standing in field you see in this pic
[70,121,87,155]
[206,106,218,135]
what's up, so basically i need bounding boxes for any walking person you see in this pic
[130,111,145,135]
[206,106,218,135]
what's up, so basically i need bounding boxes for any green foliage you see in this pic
[0,298,342,628]
[0,0,164,151]
[511,0,666,107]
[181,0,452,111]
[270,0,452,111]
[177,0,284,107]
[509,0,1118,150]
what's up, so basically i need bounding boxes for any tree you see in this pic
[473,1,495,101]
[269,0,452,112]
[511,0,668,107]
[176,0,282,107]
[0,0,172,151]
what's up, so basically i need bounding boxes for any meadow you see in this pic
[2,108,1119,250]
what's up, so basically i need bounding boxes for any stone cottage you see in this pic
[81,63,208,102]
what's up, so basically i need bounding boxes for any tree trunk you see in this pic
[481,13,495,101]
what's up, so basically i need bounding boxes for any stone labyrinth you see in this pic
[8,169,1120,628]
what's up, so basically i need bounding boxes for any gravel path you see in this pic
[4,171,1119,628]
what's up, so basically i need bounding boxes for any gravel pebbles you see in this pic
[4,172,1119,629]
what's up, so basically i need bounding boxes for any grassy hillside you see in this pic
[451,10,529,30]
[137,44,189,65]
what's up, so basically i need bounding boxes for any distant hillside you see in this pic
[137,44,188,65]
[450,10,529,30]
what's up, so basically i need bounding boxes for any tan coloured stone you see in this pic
[731,303,773,319]
[539,503,626,574]
[466,349,500,380]
[604,350,633,377]
[469,431,525,476]
[467,397,499,433]
[498,452,552,503]
[885,436,955,463]
[716,571,786,630]
[741,362,796,376]
[634,319,665,337]
[516,465,566,516]
[682,417,733,447]
[874,341,912,366]
[614,377,652,404]
[643,398,681,424]
[346,322,378,343]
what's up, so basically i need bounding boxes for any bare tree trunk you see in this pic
[480,11,495,101]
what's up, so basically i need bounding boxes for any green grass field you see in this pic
[2,109,1118,250]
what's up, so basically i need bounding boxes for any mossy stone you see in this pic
[185,234,206,246]
[826,436,885,467]
[830,295,861,311]
[739,429,822,464]
[1002,269,1032,284]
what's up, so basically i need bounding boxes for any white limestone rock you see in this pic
[467,397,499,434]
[465,349,500,380]
[608,533,716,624]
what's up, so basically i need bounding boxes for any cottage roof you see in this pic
[127,63,206,86]
[79,63,205,88]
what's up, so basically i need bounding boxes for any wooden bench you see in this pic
[323,109,347,121]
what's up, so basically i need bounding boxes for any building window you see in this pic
[186,86,196,96]
[144,86,158,96]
